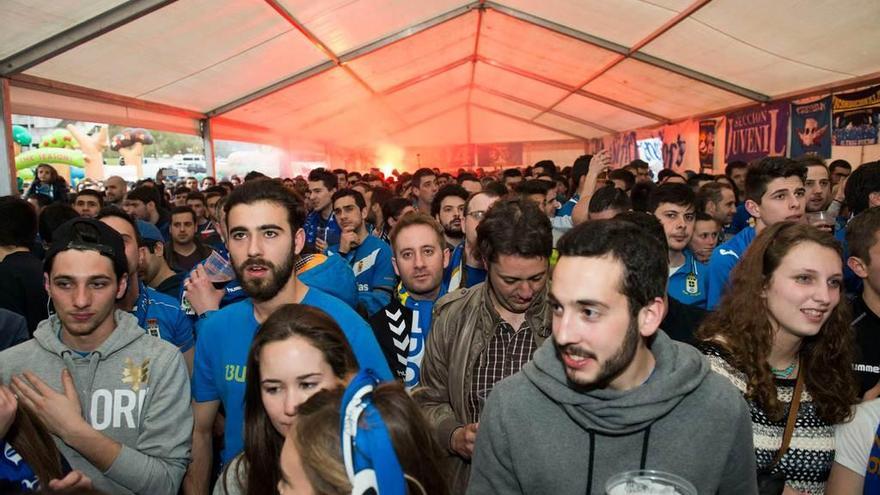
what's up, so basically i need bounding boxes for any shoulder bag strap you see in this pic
[771,363,804,467]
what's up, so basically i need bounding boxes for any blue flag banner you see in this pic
[791,96,832,158]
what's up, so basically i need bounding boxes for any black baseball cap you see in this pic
[44,217,128,280]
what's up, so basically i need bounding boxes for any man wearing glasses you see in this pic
[443,189,502,292]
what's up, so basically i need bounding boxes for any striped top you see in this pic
[701,345,834,495]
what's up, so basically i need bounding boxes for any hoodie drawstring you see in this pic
[585,425,654,495]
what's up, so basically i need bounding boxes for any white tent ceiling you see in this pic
[3,0,880,150]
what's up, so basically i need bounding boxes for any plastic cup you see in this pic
[203,251,234,283]
[605,470,697,495]
[805,211,834,233]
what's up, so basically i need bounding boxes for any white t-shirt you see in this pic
[834,399,880,475]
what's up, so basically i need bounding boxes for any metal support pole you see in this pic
[0,79,17,196]
[201,118,215,178]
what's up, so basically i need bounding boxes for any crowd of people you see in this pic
[0,149,879,494]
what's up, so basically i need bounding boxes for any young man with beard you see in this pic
[303,169,340,251]
[103,175,127,207]
[167,206,214,273]
[0,218,192,494]
[468,219,757,495]
[444,189,502,291]
[649,183,706,308]
[415,197,553,494]
[184,179,391,495]
[98,209,195,371]
[706,157,806,309]
[73,189,104,218]
[370,213,450,388]
[328,189,395,316]
[432,184,468,250]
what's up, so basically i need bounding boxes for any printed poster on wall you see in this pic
[724,101,790,163]
[699,120,716,169]
[476,143,523,168]
[791,96,832,158]
[832,85,880,146]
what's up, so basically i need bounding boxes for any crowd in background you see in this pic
[1,151,880,494]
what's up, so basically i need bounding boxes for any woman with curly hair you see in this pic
[697,222,858,494]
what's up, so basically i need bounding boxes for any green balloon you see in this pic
[12,125,31,146]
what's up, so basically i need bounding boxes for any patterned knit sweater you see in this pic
[701,345,834,495]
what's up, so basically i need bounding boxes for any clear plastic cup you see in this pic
[605,470,697,495]
[805,211,834,233]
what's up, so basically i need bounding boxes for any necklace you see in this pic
[771,360,798,379]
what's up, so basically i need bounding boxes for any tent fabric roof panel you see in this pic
[344,11,477,92]
[641,0,880,97]
[554,92,659,132]
[0,0,125,60]
[400,89,470,126]
[583,58,752,121]
[391,106,469,147]
[471,88,541,121]
[382,62,473,109]
[25,0,327,108]
[493,0,693,48]
[278,0,471,55]
[219,67,372,131]
[534,113,608,140]
[470,106,572,143]
[478,10,621,88]
[472,62,570,107]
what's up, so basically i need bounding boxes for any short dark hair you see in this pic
[796,154,826,168]
[204,185,227,198]
[847,207,880,264]
[75,189,104,207]
[686,173,715,190]
[744,157,806,204]
[476,197,552,264]
[629,181,656,213]
[170,206,197,225]
[829,159,852,173]
[725,160,748,178]
[38,203,78,243]
[845,161,880,215]
[186,192,207,206]
[96,206,142,246]
[331,188,366,210]
[657,169,680,182]
[483,180,508,197]
[307,169,338,191]
[244,171,268,182]
[412,168,436,188]
[0,197,37,247]
[514,179,553,196]
[370,187,394,211]
[458,173,479,183]
[126,186,160,207]
[557,218,667,316]
[694,211,719,224]
[608,169,635,190]
[648,183,696,213]
[431,184,469,217]
[533,160,556,176]
[225,178,306,233]
[696,182,732,214]
[570,154,592,192]
[589,185,631,214]
[174,186,191,196]
[502,168,523,179]
[383,197,412,223]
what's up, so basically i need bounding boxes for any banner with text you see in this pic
[724,101,790,163]
[791,96,832,158]
[603,132,638,168]
[832,85,880,146]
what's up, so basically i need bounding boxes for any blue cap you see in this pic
[136,220,163,243]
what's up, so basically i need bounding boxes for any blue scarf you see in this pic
[397,283,445,389]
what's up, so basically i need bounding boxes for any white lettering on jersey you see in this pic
[718,249,739,259]
[4,442,22,466]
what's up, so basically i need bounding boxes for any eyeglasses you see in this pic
[467,210,486,220]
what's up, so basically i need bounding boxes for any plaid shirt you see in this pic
[468,320,537,423]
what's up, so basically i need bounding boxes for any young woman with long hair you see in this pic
[0,384,92,492]
[277,379,448,495]
[214,304,358,495]
[697,222,858,494]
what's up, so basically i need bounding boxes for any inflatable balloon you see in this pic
[15,148,85,170]
[40,129,79,149]
[111,128,154,151]
[12,125,31,146]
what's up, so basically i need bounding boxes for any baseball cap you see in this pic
[136,219,163,245]
[44,217,128,280]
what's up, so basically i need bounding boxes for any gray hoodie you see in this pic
[0,310,192,495]
[467,331,758,495]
